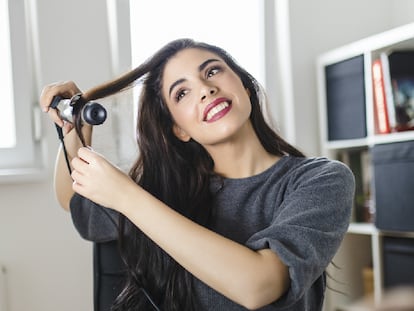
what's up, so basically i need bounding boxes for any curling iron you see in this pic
[50,94,107,125]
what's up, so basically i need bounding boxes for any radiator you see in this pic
[0,264,7,311]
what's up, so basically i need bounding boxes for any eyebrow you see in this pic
[168,58,221,97]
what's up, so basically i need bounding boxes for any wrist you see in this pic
[116,178,145,216]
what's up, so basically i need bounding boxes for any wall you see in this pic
[0,0,113,310]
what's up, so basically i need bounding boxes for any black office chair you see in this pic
[69,194,126,310]
[93,240,125,311]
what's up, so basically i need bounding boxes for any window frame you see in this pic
[0,0,47,182]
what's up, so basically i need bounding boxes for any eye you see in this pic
[175,88,188,102]
[206,66,221,78]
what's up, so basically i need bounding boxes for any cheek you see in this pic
[168,105,196,131]
[238,90,252,115]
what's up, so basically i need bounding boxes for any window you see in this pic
[129,0,265,86]
[128,0,265,133]
[0,0,15,148]
[0,0,45,181]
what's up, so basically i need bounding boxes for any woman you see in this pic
[40,39,354,310]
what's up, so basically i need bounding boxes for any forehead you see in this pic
[163,48,223,80]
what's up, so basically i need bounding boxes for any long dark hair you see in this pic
[73,38,304,310]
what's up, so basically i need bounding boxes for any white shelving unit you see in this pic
[317,23,414,310]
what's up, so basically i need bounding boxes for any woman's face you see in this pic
[161,48,252,147]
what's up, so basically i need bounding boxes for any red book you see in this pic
[372,59,391,134]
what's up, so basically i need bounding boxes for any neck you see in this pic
[205,122,280,179]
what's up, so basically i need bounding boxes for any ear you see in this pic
[246,87,251,97]
[172,124,191,142]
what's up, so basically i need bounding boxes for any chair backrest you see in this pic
[93,240,125,311]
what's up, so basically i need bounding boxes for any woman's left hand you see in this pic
[71,147,135,211]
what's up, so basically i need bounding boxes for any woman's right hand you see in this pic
[40,81,82,133]
[41,81,93,211]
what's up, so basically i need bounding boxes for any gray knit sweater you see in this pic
[70,155,355,310]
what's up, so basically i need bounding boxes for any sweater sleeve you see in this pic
[69,193,119,242]
[246,159,355,308]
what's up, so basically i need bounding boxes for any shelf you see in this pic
[348,223,414,238]
[324,139,368,151]
[348,222,377,235]
[380,229,414,239]
[318,23,414,311]
[372,131,414,145]
[324,130,414,151]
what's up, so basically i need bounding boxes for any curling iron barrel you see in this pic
[50,95,107,125]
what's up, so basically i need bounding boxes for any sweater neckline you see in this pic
[211,155,291,189]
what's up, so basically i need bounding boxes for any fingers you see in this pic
[70,147,92,187]
[70,146,132,209]
[39,81,82,127]
[40,81,81,112]
[47,107,64,127]
[71,146,103,174]
[76,146,98,164]
[70,147,108,201]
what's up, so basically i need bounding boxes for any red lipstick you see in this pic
[203,98,232,122]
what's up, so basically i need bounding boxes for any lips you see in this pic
[203,98,232,122]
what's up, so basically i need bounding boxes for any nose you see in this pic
[200,84,218,101]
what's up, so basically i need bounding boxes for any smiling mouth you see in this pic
[204,101,231,122]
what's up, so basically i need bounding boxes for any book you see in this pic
[372,58,391,134]
[388,50,414,132]
[391,76,414,131]
[380,52,397,130]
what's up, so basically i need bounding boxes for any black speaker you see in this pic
[325,54,367,140]
[383,236,414,288]
[372,141,414,232]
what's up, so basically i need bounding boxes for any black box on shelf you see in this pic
[372,140,414,231]
[325,55,367,141]
[383,236,414,288]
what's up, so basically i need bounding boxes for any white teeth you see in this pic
[206,102,229,121]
